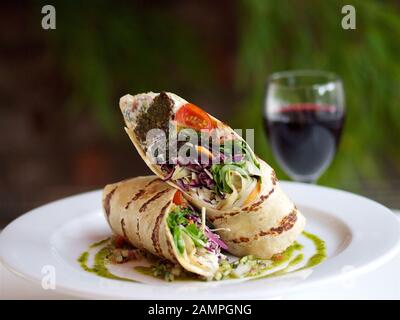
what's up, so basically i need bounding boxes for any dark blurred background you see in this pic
[1,0,400,227]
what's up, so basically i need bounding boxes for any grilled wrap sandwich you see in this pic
[103,176,227,279]
[119,92,306,258]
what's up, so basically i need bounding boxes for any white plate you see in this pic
[1,182,399,299]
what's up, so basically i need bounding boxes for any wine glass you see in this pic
[263,70,345,183]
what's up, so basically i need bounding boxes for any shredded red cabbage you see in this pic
[175,179,189,191]
[161,148,217,191]
[186,211,228,253]
[205,227,228,251]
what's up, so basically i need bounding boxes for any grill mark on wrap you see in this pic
[145,177,162,186]
[271,170,277,185]
[136,215,142,246]
[125,190,145,209]
[103,186,118,219]
[232,237,250,243]
[120,218,128,239]
[152,201,171,257]
[243,170,277,212]
[136,186,169,252]
[228,208,298,244]
[125,178,161,209]
[259,209,297,237]
[244,188,275,212]
[166,238,177,262]
[139,188,170,213]
[209,170,277,222]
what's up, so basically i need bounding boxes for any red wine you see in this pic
[264,103,345,182]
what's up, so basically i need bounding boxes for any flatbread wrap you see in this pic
[119,92,306,258]
[103,176,227,279]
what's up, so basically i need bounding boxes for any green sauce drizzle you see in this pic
[134,266,153,276]
[77,251,91,272]
[77,240,137,282]
[254,231,327,280]
[270,241,303,268]
[78,231,326,283]
[299,231,327,269]
[89,237,111,249]
[289,253,305,267]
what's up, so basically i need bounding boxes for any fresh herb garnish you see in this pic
[220,139,260,168]
[211,140,261,195]
[211,163,249,194]
[184,223,207,248]
[167,207,207,255]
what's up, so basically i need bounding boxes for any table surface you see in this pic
[1,211,399,300]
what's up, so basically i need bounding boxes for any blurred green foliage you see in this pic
[36,0,214,136]
[235,0,400,190]
[36,0,400,192]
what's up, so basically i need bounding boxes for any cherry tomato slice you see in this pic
[173,190,184,205]
[175,103,214,131]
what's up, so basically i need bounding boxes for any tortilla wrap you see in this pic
[119,92,306,258]
[103,176,219,278]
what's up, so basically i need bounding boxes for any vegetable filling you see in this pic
[167,204,227,258]
[160,133,262,209]
[139,95,263,209]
